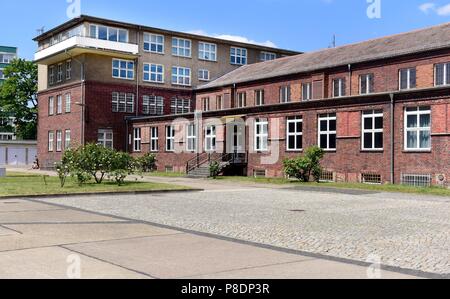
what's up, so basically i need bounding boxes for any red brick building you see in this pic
[34,15,298,168]
[130,23,450,187]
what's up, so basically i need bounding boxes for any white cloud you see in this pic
[419,2,450,16]
[186,30,277,48]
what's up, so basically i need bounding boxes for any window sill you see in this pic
[143,50,165,55]
[360,149,384,153]
[172,54,192,59]
[286,150,303,153]
[143,80,165,84]
[403,150,432,153]
[112,77,135,81]
[198,58,217,63]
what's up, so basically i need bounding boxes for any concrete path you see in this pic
[0,197,418,279]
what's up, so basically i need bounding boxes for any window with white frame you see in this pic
[56,95,62,114]
[48,97,54,115]
[333,78,346,97]
[204,125,216,152]
[143,63,164,83]
[48,131,54,151]
[362,110,384,150]
[112,59,134,80]
[280,86,291,103]
[150,127,159,152]
[172,38,191,57]
[89,24,128,43]
[260,51,276,61]
[66,60,72,80]
[434,63,450,86]
[0,53,15,64]
[166,126,175,152]
[98,129,113,149]
[202,97,210,112]
[56,130,62,152]
[142,95,164,115]
[112,92,134,113]
[49,66,55,85]
[287,116,303,151]
[230,47,247,65]
[302,83,312,101]
[236,92,246,108]
[143,33,164,53]
[216,95,224,110]
[255,89,264,106]
[318,113,337,151]
[57,64,63,82]
[360,73,374,95]
[171,98,191,114]
[198,69,210,81]
[64,129,71,149]
[254,119,269,152]
[65,93,71,113]
[399,68,416,90]
[186,123,197,152]
[404,106,431,151]
[133,128,142,152]
[171,67,191,86]
[199,42,217,61]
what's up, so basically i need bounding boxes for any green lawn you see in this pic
[144,171,186,178]
[0,172,191,197]
[214,176,450,197]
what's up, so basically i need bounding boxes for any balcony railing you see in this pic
[35,35,139,62]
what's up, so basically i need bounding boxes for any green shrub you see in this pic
[209,161,221,179]
[109,151,136,185]
[283,146,325,182]
[136,153,157,173]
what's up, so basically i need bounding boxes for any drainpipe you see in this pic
[390,93,395,185]
[348,64,352,96]
[125,117,129,153]
[232,83,237,107]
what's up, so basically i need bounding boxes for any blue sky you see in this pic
[2,0,450,60]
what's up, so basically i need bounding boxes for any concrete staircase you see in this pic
[187,165,211,178]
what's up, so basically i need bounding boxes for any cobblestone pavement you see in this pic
[37,187,450,276]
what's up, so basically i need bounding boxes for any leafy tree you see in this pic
[75,143,115,184]
[109,151,136,186]
[0,59,38,140]
[283,146,325,182]
[135,153,157,173]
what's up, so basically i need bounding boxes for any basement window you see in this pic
[401,174,432,188]
[165,166,174,173]
[253,170,267,178]
[320,171,334,183]
[361,173,382,185]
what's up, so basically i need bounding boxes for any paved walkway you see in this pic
[0,197,417,279]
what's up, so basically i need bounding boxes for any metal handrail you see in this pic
[186,152,248,174]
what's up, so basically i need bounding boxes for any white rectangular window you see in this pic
[49,66,55,85]
[399,68,416,90]
[405,107,431,151]
[143,33,164,53]
[199,42,217,61]
[254,119,269,152]
[56,95,62,114]
[48,97,54,115]
[287,116,303,151]
[112,59,134,80]
[66,60,72,80]
[133,128,142,152]
[56,130,62,152]
[435,63,450,86]
[48,131,54,152]
[302,83,312,101]
[360,73,374,95]
[143,95,164,115]
[143,63,164,83]
[333,78,346,97]
[112,92,134,113]
[57,64,63,82]
[89,24,128,43]
[150,127,159,152]
[171,98,191,114]
[64,129,71,149]
[230,47,247,65]
[280,86,291,103]
[236,92,246,108]
[362,110,384,150]
[255,90,265,106]
[260,51,276,61]
[318,113,337,151]
[65,93,71,113]
[172,38,191,57]
[186,124,197,152]
[166,126,175,152]
[205,125,216,152]
[98,129,113,149]
[171,66,191,86]
[202,97,210,112]
[198,69,210,81]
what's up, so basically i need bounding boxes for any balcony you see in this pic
[34,35,139,65]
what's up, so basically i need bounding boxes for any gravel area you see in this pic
[37,187,450,275]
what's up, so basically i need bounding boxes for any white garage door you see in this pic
[7,147,26,166]
[28,148,37,164]
[0,147,5,165]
